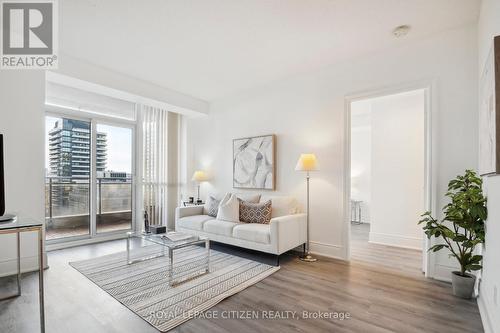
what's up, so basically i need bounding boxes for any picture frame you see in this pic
[479,35,500,176]
[232,134,276,190]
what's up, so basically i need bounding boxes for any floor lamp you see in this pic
[295,153,318,262]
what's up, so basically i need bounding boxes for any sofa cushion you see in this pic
[177,215,213,231]
[203,219,241,236]
[239,200,272,224]
[260,196,299,218]
[232,223,271,244]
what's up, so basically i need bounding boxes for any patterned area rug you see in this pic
[70,245,279,332]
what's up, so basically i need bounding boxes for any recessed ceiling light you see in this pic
[392,25,411,38]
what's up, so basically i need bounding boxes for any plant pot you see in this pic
[451,271,476,299]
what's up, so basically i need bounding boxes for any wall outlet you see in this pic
[494,286,498,307]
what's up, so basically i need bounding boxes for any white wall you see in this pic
[185,25,478,262]
[0,71,47,275]
[369,90,425,250]
[477,1,500,332]
[350,101,372,223]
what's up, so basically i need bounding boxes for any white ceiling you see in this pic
[60,0,480,102]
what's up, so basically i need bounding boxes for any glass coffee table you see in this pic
[126,231,210,286]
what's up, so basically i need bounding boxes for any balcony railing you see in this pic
[45,176,133,240]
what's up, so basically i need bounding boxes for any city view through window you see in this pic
[45,116,133,240]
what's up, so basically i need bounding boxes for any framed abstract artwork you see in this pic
[233,134,275,190]
[479,35,500,176]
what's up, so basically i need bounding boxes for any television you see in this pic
[0,134,4,216]
[0,134,16,222]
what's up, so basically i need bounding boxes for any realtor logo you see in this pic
[1,0,58,69]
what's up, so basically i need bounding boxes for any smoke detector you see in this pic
[392,25,411,38]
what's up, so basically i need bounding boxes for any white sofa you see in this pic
[175,196,306,256]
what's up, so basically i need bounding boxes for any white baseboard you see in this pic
[478,291,496,333]
[0,254,49,277]
[432,263,457,283]
[368,231,422,250]
[310,241,345,260]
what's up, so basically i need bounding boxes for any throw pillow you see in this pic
[203,196,220,217]
[216,194,240,222]
[239,200,272,224]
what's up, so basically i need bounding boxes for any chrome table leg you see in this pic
[169,248,174,285]
[16,230,21,296]
[38,227,45,333]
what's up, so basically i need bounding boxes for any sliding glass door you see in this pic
[45,115,135,242]
[45,116,91,240]
[95,123,133,234]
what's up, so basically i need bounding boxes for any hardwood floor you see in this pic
[350,223,423,277]
[0,238,483,333]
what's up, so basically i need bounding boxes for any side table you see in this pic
[0,217,45,333]
[182,201,204,207]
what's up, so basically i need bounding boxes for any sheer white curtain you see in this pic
[141,105,169,226]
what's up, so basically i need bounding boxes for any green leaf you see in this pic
[466,264,482,271]
[470,255,483,264]
[429,244,447,252]
[453,235,467,242]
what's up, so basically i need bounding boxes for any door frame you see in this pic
[343,79,437,278]
[45,105,137,247]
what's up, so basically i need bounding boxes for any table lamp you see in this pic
[192,170,208,202]
[295,153,318,262]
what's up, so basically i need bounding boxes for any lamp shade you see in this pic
[295,154,318,171]
[192,170,208,182]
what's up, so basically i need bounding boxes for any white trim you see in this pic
[368,232,423,250]
[90,120,97,237]
[425,80,440,279]
[343,79,437,277]
[478,291,496,333]
[342,96,352,261]
[309,241,344,260]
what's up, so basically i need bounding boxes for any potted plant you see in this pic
[418,169,487,299]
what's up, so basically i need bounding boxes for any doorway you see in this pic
[346,87,430,276]
[45,115,135,243]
